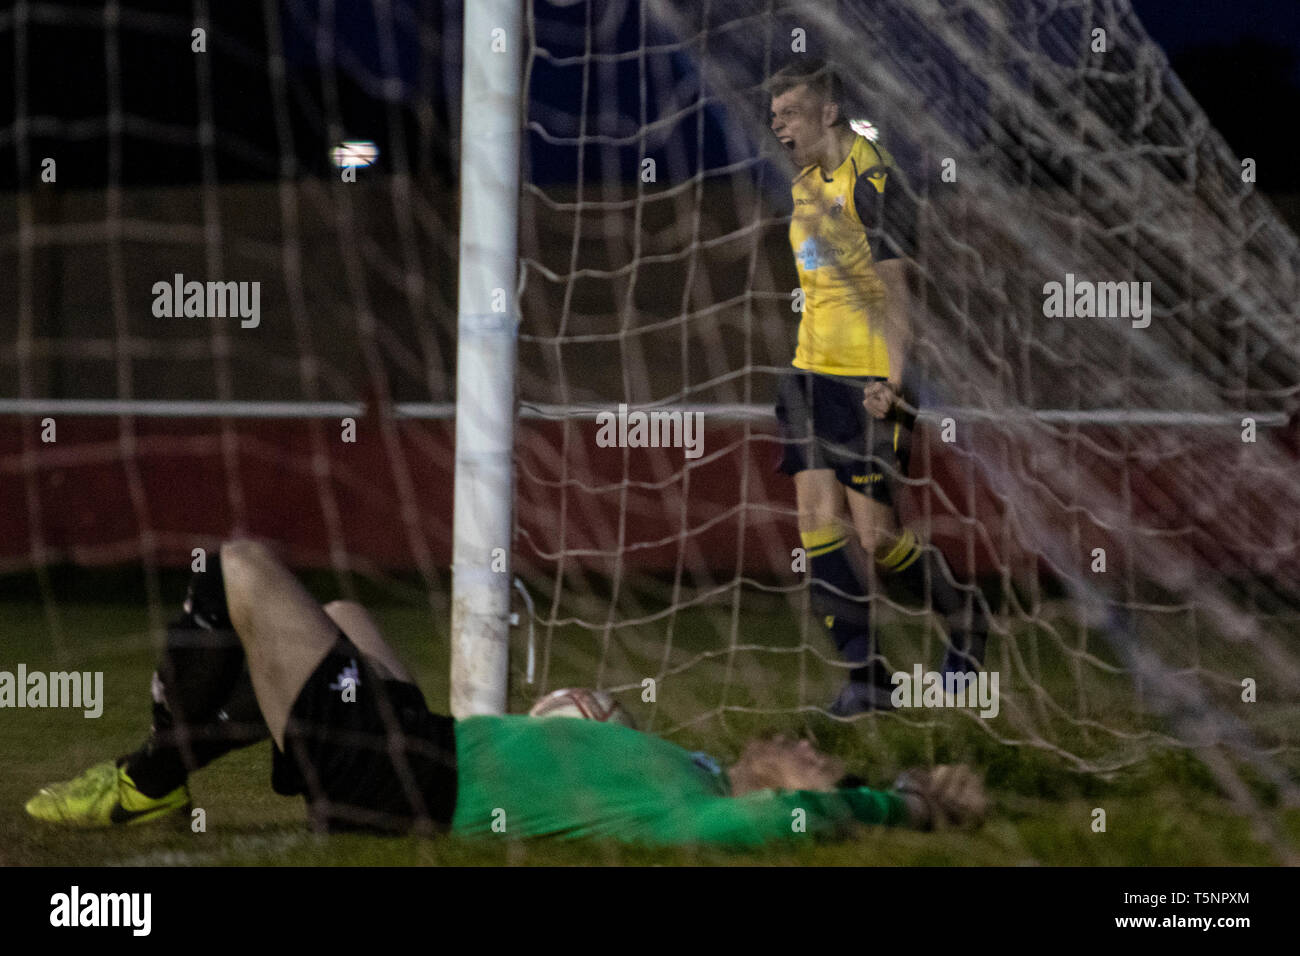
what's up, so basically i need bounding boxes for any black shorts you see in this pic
[271,633,458,834]
[774,369,911,504]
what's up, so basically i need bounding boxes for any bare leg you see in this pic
[793,468,851,535]
[220,539,338,749]
[845,491,902,562]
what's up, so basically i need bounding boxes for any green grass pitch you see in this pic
[1,570,1296,866]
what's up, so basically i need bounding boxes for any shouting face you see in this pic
[770,83,837,169]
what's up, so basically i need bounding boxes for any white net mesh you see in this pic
[516,0,1300,852]
[1,1,464,838]
[1,0,1297,858]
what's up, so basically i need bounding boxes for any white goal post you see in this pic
[0,0,1297,859]
[449,0,524,717]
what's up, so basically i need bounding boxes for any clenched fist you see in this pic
[863,380,898,420]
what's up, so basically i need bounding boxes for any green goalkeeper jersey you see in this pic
[450,714,908,848]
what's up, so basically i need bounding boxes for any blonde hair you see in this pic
[728,734,846,796]
[766,59,849,127]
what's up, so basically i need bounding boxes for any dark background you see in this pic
[0,2,1295,584]
[0,0,1294,190]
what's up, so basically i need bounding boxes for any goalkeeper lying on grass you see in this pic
[25,540,986,846]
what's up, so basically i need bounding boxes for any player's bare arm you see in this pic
[864,256,913,419]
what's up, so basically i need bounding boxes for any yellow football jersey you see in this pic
[789,134,895,377]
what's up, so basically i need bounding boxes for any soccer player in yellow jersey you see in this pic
[768,60,987,716]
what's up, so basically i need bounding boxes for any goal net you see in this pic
[0,0,1296,855]
[515,0,1300,851]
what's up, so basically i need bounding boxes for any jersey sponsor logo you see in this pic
[797,236,841,270]
[851,473,882,484]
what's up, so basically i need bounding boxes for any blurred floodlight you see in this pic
[849,118,879,141]
[331,140,379,168]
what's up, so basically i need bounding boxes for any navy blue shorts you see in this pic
[271,633,458,834]
[774,370,910,504]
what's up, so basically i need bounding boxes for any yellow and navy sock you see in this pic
[876,529,988,670]
[875,528,924,577]
[802,525,889,686]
